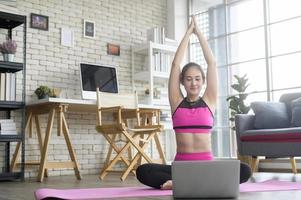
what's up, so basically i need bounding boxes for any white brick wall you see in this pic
[2,0,167,178]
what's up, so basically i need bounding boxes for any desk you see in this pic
[11,97,166,181]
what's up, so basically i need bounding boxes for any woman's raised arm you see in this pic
[168,19,194,113]
[193,16,217,111]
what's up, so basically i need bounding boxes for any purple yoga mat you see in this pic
[240,180,301,192]
[35,180,301,200]
[35,186,172,200]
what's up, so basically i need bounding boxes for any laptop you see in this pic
[172,159,240,199]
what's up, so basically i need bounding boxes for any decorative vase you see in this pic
[3,54,14,62]
[38,94,49,99]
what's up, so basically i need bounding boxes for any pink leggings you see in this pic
[174,151,213,161]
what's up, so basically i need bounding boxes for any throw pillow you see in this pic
[251,101,290,129]
[291,97,301,127]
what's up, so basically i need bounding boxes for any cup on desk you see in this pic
[49,88,62,98]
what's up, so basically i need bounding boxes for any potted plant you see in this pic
[226,74,251,162]
[226,74,251,130]
[0,39,17,62]
[34,85,51,99]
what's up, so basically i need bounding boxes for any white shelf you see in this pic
[134,71,169,82]
[132,41,176,110]
[138,103,170,111]
[152,98,169,106]
[133,41,177,55]
[153,71,169,79]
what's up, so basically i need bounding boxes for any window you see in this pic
[228,28,265,63]
[270,17,301,56]
[271,53,301,90]
[228,0,264,33]
[268,0,301,23]
[190,0,301,157]
[229,59,267,93]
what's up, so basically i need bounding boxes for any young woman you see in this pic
[136,16,251,189]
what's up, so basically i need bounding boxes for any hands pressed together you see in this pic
[187,15,201,36]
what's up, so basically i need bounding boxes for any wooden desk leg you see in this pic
[10,142,21,172]
[61,113,82,180]
[37,109,55,182]
[10,111,33,172]
[29,112,33,138]
[57,110,63,136]
[154,133,166,164]
[34,115,48,177]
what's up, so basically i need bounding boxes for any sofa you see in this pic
[235,92,301,173]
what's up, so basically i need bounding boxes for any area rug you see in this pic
[35,180,301,200]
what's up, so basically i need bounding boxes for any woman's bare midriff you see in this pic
[161,133,212,190]
[175,133,211,153]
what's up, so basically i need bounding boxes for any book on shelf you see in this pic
[147,28,178,47]
[0,72,16,101]
[0,119,15,123]
[1,123,17,131]
[147,27,165,44]
[160,117,172,122]
[10,73,16,101]
[0,119,17,135]
[152,53,172,73]
[5,73,11,101]
[160,111,172,122]
[0,73,5,101]
[0,130,18,135]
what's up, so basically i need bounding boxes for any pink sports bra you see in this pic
[172,97,214,133]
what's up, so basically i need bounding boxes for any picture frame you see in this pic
[83,20,95,38]
[30,13,49,31]
[107,43,120,56]
[61,27,74,47]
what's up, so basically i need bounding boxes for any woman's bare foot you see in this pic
[160,180,173,190]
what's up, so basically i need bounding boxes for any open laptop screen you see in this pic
[80,63,118,99]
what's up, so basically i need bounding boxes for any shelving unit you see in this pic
[132,41,177,161]
[131,41,176,109]
[0,11,26,181]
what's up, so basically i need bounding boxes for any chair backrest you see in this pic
[96,87,138,126]
[96,89,138,109]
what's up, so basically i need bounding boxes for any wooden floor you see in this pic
[1,172,301,200]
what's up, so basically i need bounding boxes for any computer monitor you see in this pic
[80,63,118,100]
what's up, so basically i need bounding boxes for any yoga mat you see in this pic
[35,186,172,200]
[35,180,301,200]
[240,180,301,192]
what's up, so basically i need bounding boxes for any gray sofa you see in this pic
[235,93,301,173]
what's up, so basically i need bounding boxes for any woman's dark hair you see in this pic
[180,62,205,84]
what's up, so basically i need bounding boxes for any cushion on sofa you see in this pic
[251,102,290,129]
[291,97,301,127]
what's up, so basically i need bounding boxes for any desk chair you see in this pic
[95,88,166,181]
